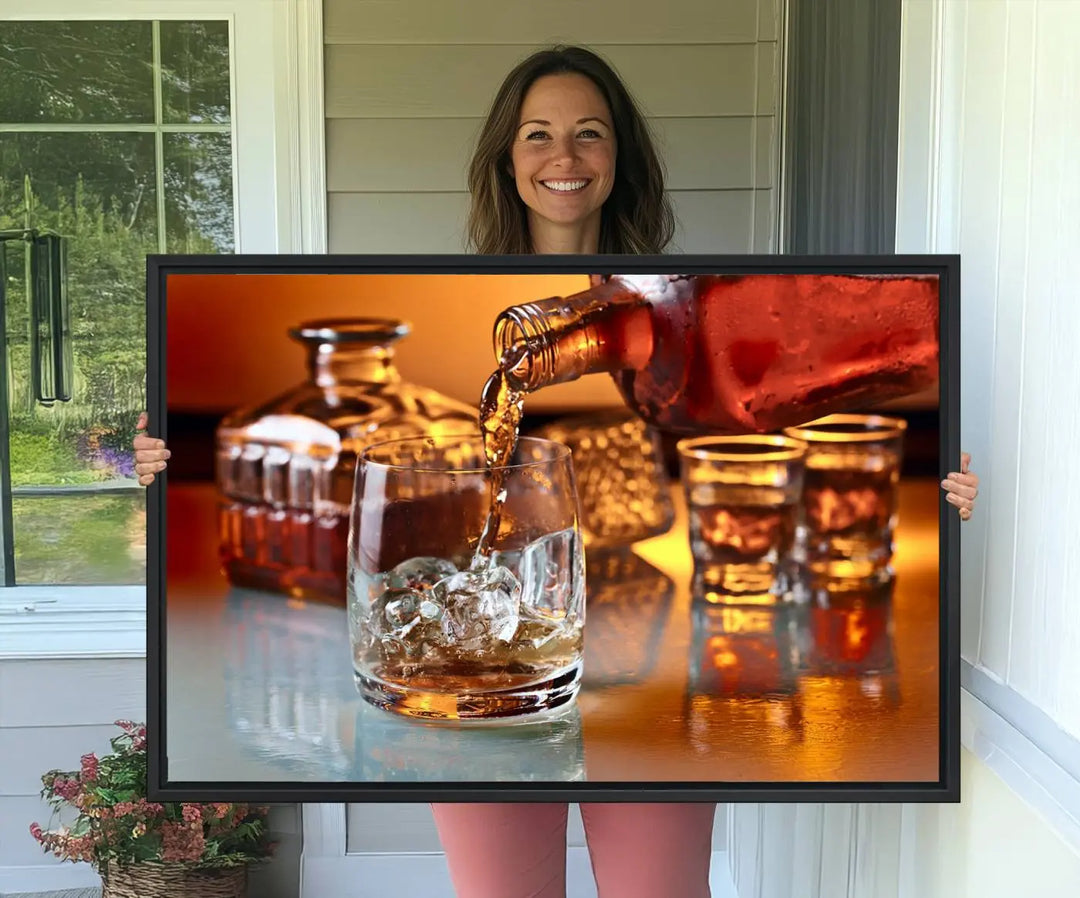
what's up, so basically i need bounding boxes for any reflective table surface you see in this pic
[165,481,940,786]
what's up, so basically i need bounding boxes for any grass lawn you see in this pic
[9,429,146,584]
[12,491,146,585]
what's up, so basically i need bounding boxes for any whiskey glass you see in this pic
[783,414,907,581]
[347,435,585,722]
[677,435,808,605]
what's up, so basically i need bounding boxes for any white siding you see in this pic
[899,0,1080,738]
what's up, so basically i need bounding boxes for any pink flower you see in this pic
[51,776,82,802]
[29,822,43,842]
[112,801,136,818]
[181,804,202,824]
[161,821,205,863]
[65,834,95,863]
[80,753,99,782]
[136,799,164,817]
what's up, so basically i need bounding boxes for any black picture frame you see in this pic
[146,252,961,804]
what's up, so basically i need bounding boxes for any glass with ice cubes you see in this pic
[348,434,586,721]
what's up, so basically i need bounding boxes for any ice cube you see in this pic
[377,613,442,659]
[363,586,418,638]
[433,566,522,651]
[516,603,569,650]
[418,598,443,621]
[519,527,582,614]
[383,588,423,630]
[388,556,458,591]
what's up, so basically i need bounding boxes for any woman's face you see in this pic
[509,73,617,237]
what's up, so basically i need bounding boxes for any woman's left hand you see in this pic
[941,452,979,521]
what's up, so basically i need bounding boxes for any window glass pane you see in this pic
[0,133,159,238]
[164,132,235,252]
[160,21,232,124]
[1,19,237,588]
[11,492,146,585]
[2,132,157,481]
[0,22,154,124]
[2,132,155,584]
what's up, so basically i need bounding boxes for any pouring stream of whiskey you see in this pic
[473,345,529,561]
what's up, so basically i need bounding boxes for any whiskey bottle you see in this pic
[493,273,939,435]
[216,318,477,603]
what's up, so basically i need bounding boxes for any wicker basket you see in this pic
[100,862,247,898]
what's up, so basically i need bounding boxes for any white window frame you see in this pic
[0,0,327,660]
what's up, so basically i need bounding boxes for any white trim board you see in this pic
[962,662,1080,788]
[961,680,1080,855]
[282,0,328,254]
[0,587,145,660]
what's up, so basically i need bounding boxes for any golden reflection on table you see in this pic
[165,478,940,784]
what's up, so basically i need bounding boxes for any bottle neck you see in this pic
[306,344,401,389]
[493,276,656,392]
[290,319,409,390]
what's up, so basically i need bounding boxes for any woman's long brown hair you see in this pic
[466,46,676,255]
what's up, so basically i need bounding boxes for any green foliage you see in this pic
[2,171,151,424]
[0,22,156,124]
[31,722,275,872]
[7,429,95,485]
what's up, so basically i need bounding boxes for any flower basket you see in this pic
[30,722,274,893]
[101,861,247,898]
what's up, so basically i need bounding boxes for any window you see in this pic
[0,0,324,656]
[1,19,235,586]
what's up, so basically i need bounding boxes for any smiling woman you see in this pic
[510,73,617,253]
[132,37,982,898]
[465,45,675,256]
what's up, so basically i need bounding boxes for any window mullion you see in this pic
[152,19,167,255]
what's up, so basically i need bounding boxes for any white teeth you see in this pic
[542,180,588,192]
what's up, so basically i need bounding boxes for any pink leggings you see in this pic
[431,802,716,898]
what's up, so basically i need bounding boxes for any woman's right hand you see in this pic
[133,411,170,486]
